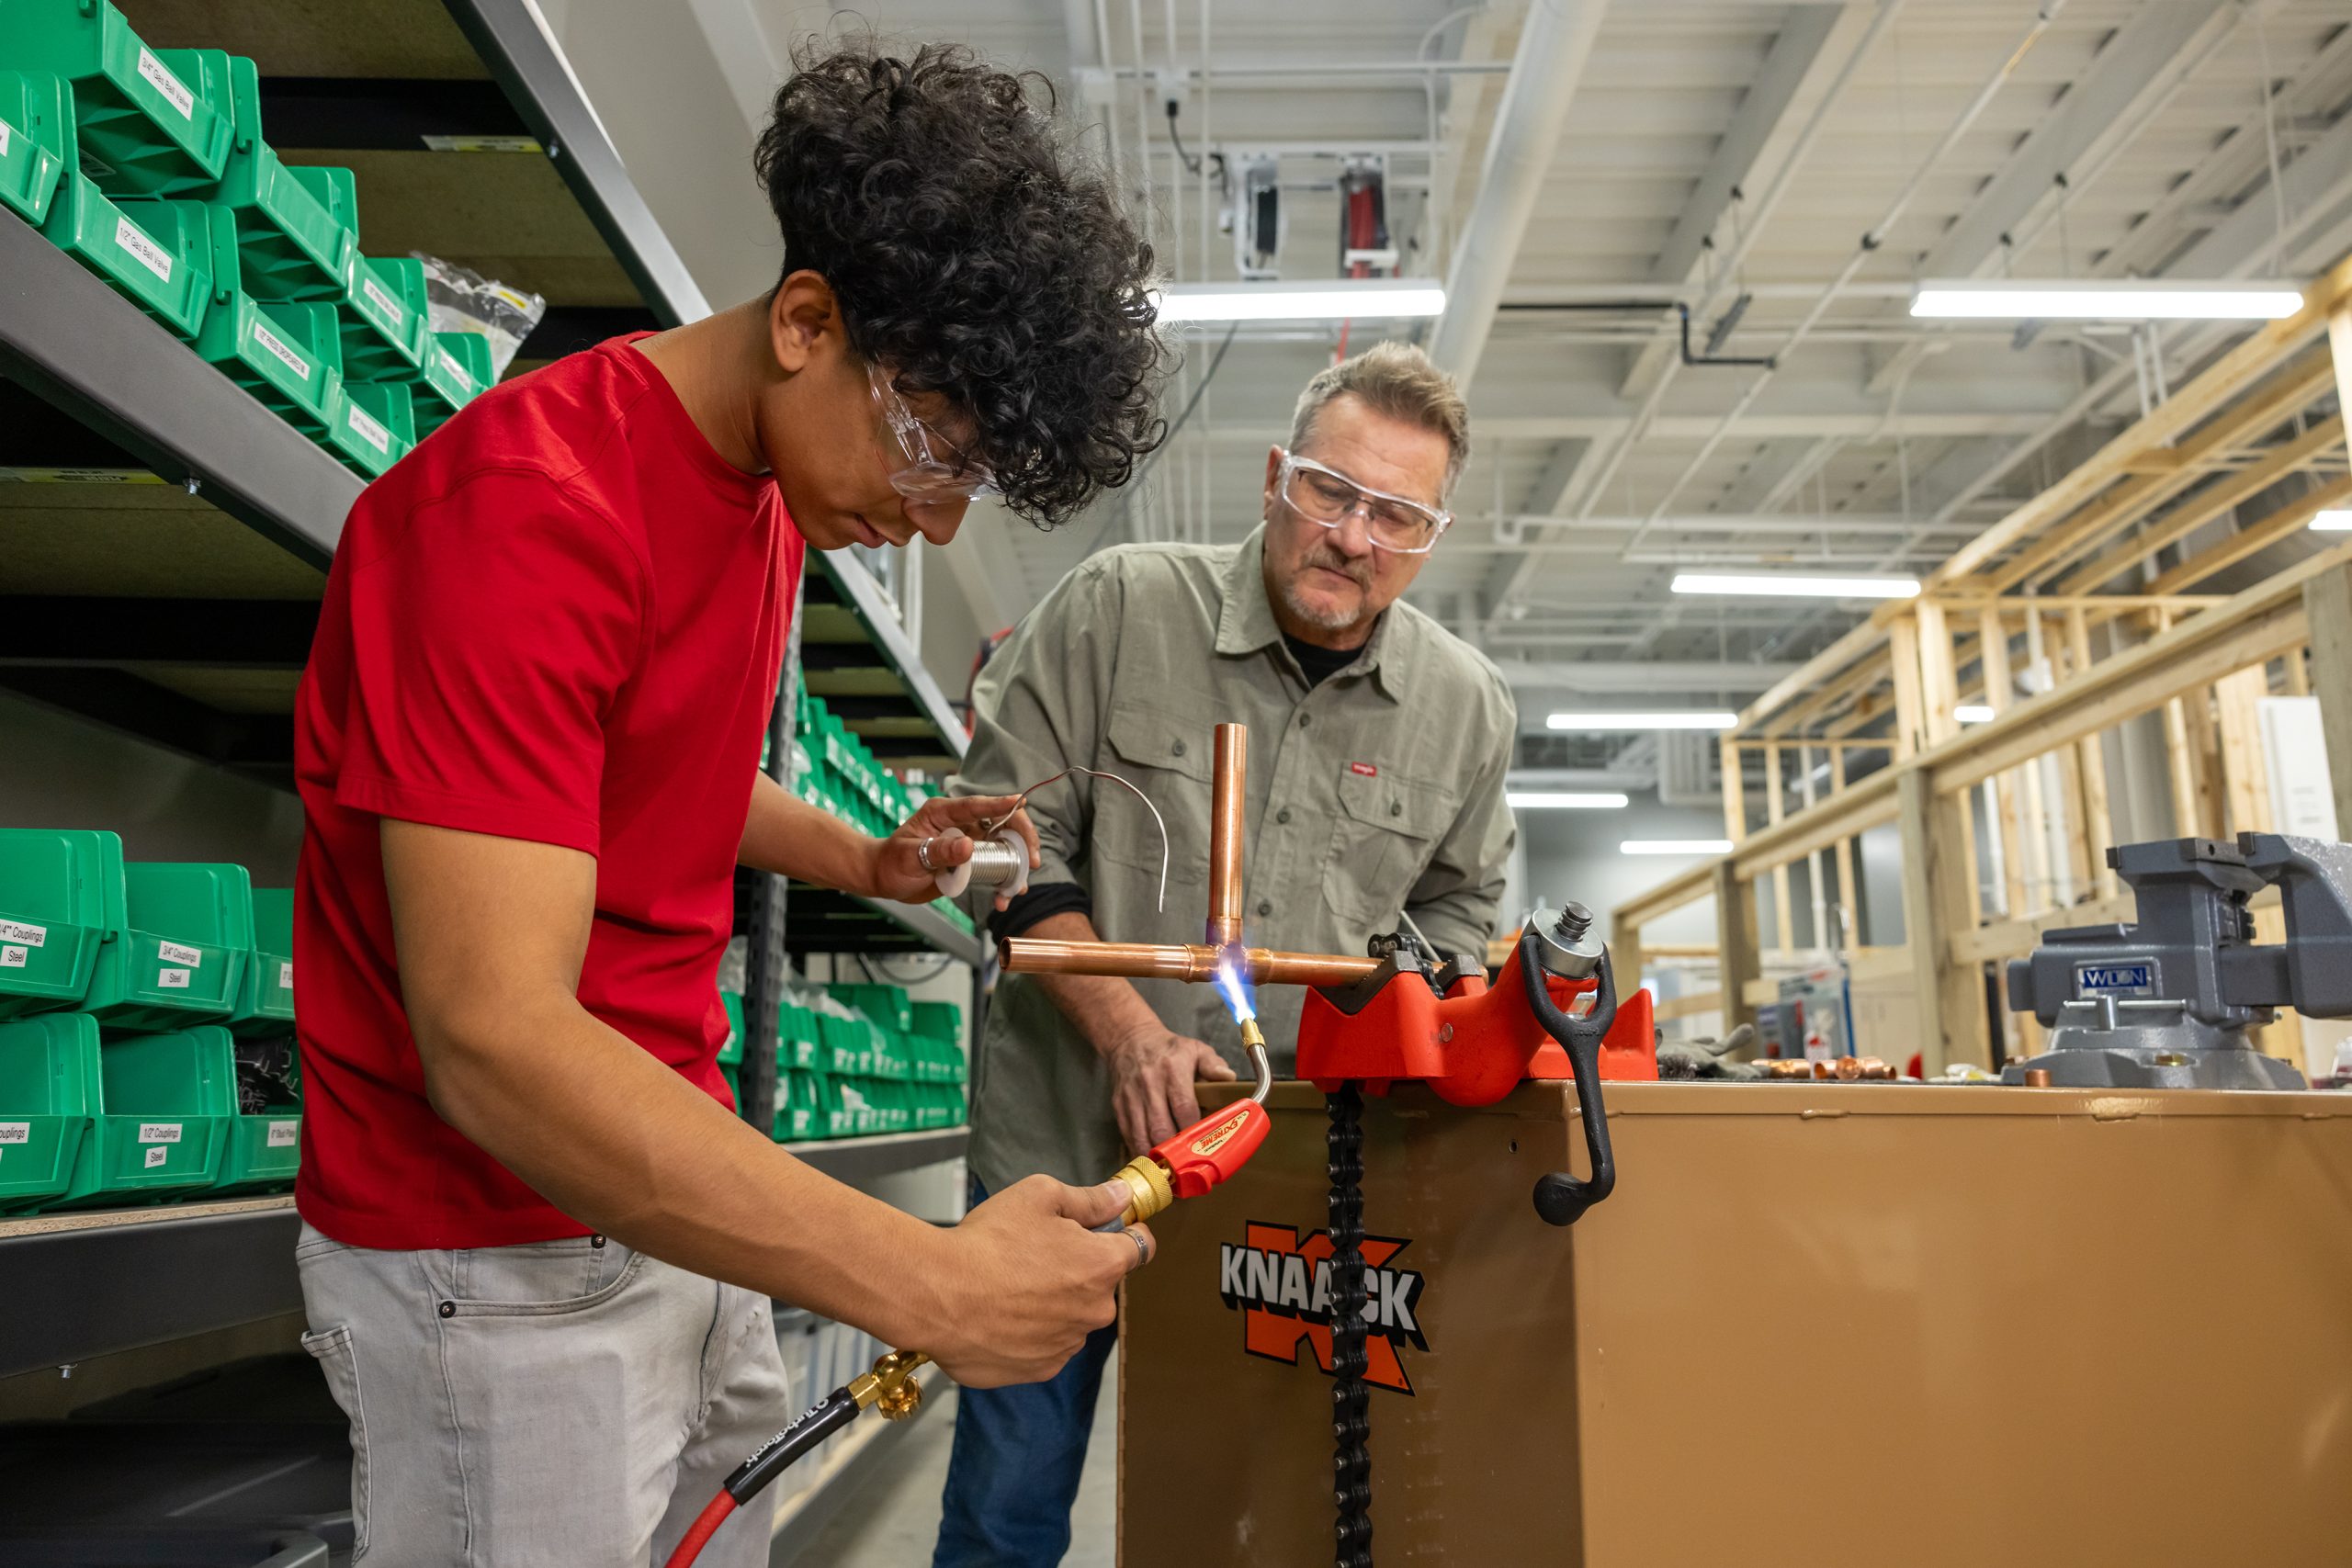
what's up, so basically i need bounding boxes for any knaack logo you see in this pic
[1217,1221,1428,1393]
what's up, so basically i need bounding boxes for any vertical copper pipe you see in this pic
[1206,722,1248,948]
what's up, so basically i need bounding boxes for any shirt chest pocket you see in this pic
[1101,702,1216,883]
[1324,768,1455,932]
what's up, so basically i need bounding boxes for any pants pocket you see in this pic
[301,1324,370,1561]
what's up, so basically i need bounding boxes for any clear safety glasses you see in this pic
[1274,449,1452,554]
[869,365,995,502]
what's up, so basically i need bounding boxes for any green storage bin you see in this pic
[231,887,293,1035]
[0,828,116,1019]
[0,70,66,223]
[38,119,209,337]
[51,1024,233,1208]
[84,860,252,1032]
[154,200,339,430]
[0,1012,95,1211]
[838,1077,877,1137]
[323,379,413,478]
[718,988,745,1067]
[772,1067,821,1144]
[341,254,427,379]
[4,5,230,195]
[216,1035,300,1194]
[409,330,492,434]
[210,55,353,301]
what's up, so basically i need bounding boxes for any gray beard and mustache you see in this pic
[1278,543,1374,632]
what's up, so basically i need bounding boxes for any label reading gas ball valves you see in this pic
[267,1120,299,1148]
[279,960,295,989]
[437,347,474,394]
[1,946,26,968]
[156,966,192,988]
[136,49,197,118]
[251,321,312,383]
[158,941,203,967]
[0,919,47,948]
[115,217,175,283]
[360,275,404,329]
[345,401,391,454]
[144,1145,169,1168]
[139,1122,183,1144]
[0,1123,28,1145]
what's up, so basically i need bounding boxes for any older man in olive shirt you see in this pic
[933,342,1518,1568]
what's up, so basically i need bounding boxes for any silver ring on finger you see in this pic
[1128,1229,1150,1266]
[916,836,936,874]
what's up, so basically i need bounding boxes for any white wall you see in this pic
[0,694,305,883]
[1519,793,1726,947]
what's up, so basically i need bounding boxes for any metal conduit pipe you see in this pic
[1426,0,1609,394]
[1620,0,2071,557]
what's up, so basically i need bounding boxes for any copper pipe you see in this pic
[1206,722,1248,948]
[1001,937,1379,988]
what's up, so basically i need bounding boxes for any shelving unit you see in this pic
[0,16,977,1526]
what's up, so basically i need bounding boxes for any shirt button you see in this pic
[1297,714,1312,729]
[1390,803,1403,818]
[1172,739,1187,756]
[1277,807,1292,825]
[1257,899,1272,917]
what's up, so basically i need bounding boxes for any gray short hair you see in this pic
[1288,341,1470,498]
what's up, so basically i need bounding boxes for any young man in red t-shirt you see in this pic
[289,41,1169,1566]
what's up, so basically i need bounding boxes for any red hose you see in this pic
[663,1491,737,1568]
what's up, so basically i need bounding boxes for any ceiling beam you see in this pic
[1647,5,1843,287]
[1427,0,1609,393]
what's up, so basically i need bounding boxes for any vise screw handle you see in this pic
[1520,924,1620,1226]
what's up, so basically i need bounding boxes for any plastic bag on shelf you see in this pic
[411,251,546,378]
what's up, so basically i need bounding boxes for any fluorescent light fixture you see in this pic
[1548,711,1738,731]
[1955,704,1996,723]
[1672,571,1920,600]
[1908,279,2302,321]
[2312,509,2352,532]
[1621,839,1735,856]
[1507,791,1631,810]
[1150,278,1447,322]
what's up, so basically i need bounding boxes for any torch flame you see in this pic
[1214,953,1256,1023]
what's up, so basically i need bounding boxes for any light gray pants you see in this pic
[296,1221,789,1567]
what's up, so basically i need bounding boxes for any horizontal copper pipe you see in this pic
[1001,938,1380,988]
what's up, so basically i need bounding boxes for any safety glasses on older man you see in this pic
[1273,448,1453,555]
[870,365,996,502]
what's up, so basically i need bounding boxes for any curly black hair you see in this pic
[756,39,1169,527]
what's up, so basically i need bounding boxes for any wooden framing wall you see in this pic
[1615,254,2352,1074]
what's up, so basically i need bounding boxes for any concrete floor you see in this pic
[807,1359,1118,1568]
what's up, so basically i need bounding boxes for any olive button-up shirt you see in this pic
[955,527,1518,1190]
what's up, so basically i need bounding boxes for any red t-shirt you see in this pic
[292,334,804,1250]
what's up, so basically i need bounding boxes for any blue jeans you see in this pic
[933,1180,1119,1568]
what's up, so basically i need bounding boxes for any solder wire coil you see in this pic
[929,828,1033,899]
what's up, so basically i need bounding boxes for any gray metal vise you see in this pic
[2002,834,2352,1090]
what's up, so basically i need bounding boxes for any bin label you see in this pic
[157,966,191,988]
[137,49,197,119]
[115,217,175,283]
[437,346,475,394]
[139,1122,182,1144]
[145,1145,169,1168]
[0,1123,28,1145]
[360,275,405,329]
[267,1120,299,1147]
[251,321,312,383]
[345,401,391,454]
[159,941,203,966]
[1218,1221,1427,1394]
[0,947,24,968]
[0,122,11,157]
[280,960,295,989]
[0,919,45,947]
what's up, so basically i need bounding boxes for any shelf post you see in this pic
[741,577,806,1136]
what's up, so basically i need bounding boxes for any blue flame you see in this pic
[1214,954,1256,1023]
